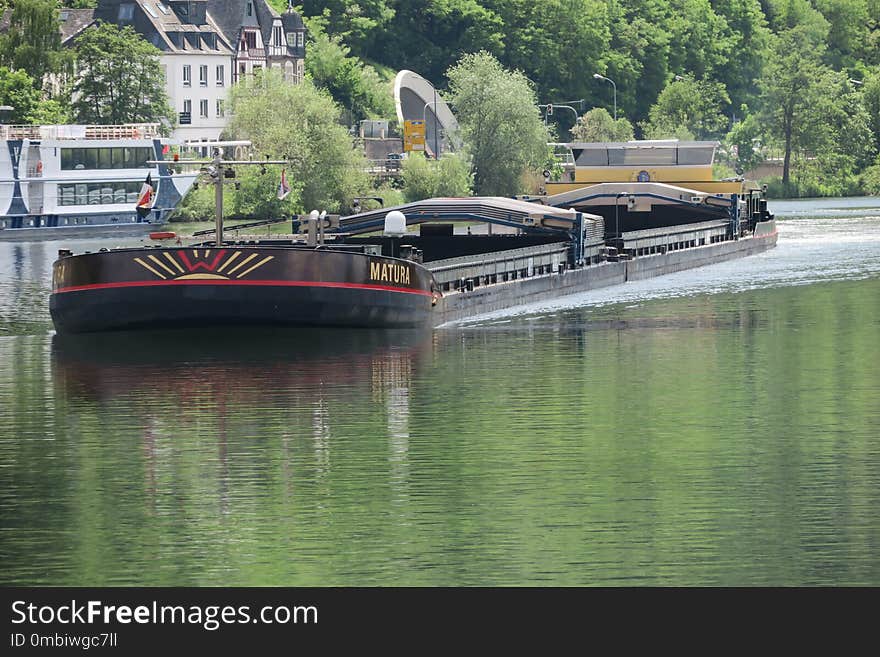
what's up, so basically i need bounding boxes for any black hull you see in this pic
[51,283,432,332]
[50,246,436,333]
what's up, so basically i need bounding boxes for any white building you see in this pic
[87,0,307,142]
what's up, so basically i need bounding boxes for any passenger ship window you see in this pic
[60,147,153,170]
[58,181,145,206]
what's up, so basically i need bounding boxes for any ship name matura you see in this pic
[370,260,411,285]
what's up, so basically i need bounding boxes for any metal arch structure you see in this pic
[393,70,462,156]
[337,197,598,234]
[336,197,605,267]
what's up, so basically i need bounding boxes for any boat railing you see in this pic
[1,124,161,141]
[427,241,577,292]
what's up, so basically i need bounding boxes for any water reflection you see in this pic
[3,213,880,585]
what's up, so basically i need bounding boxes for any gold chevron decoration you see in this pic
[134,249,273,281]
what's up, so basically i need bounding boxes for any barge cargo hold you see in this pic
[49,140,777,333]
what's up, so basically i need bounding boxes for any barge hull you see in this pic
[433,223,777,325]
[50,246,435,333]
[51,283,432,333]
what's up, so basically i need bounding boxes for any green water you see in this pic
[1,200,879,585]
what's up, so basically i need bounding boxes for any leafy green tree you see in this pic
[484,0,610,103]
[665,0,734,81]
[227,68,371,213]
[71,22,172,126]
[0,67,41,123]
[401,152,473,202]
[0,0,67,88]
[169,183,217,222]
[571,107,634,142]
[642,76,730,140]
[758,26,829,185]
[724,113,765,173]
[298,0,394,54]
[863,68,880,152]
[812,0,870,66]
[379,1,505,85]
[603,0,673,125]
[446,52,550,196]
[862,157,880,195]
[304,19,394,121]
[711,0,771,112]
[232,165,303,220]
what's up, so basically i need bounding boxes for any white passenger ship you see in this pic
[0,123,196,239]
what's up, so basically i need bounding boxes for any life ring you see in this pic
[149,231,176,240]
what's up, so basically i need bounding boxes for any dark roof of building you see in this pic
[94,1,233,53]
[205,0,245,48]
[281,4,304,31]
[253,0,278,49]
[59,9,97,45]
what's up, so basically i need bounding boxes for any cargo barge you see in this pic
[49,140,777,333]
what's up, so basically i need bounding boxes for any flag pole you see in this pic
[214,151,224,247]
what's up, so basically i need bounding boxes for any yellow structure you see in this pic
[403,120,426,152]
[547,140,758,196]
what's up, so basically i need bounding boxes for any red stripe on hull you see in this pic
[54,279,433,297]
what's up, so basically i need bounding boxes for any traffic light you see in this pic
[546,104,553,116]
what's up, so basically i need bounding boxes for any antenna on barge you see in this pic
[153,141,287,246]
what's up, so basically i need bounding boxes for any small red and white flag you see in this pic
[277,168,290,200]
[136,173,154,218]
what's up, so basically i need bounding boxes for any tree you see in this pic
[401,152,473,202]
[378,1,505,85]
[863,68,880,153]
[0,0,67,88]
[304,19,394,121]
[71,22,172,126]
[572,107,634,142]
[0,67,41,123]
[484,0,611,103]
[758,26,829,185]
[724,113,765,173]
[232,165,302,220]
[227,68,371,213]
[641,76,730,140]
[298,0,394,55]
[710,0,771,112]
[446,52,550,196]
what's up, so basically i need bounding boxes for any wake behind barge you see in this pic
[50,141,777,333]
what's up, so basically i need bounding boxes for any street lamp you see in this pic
[593,73,617,121]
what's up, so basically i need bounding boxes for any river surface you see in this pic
[1,197,879,586]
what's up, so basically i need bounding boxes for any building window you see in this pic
[273,26,282,45]
[216,99,225,118]
[247,2,252,17]
[216,65,224,86]
[200,99,208,118]
[199,65,208,86]
[244,32,256,50]
[297,32,303,48]
[182,65,191,86]
[118,3,134,20]
[183,99,191,114]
